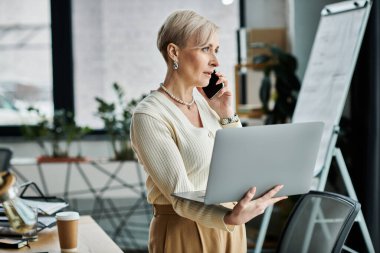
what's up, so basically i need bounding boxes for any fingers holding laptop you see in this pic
[223,185,288,225]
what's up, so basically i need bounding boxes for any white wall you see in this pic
[245,0,287,29]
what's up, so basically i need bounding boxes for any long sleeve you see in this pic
[131,112,234,231]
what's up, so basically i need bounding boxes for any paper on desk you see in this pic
[21,199,68,215]
[37,216,57,227]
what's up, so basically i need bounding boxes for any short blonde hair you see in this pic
[157,10,219,62]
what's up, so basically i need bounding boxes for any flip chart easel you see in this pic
[254,1,374,252]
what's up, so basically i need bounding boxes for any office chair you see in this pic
[276,190,360,253]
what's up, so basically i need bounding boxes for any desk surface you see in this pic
[0,216,123,253]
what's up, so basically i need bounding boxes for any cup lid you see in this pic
[55,211,80,221]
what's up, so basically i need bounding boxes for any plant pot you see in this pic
[37,156,88,164]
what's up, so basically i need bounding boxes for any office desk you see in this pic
[11,158,151,249]
[0,216,123,253]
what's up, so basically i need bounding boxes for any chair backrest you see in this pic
[276,190,360,253]
[0,148,12,172]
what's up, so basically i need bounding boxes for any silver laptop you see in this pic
[172,121,324,205]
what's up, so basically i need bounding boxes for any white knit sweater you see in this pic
[130,90,241,231]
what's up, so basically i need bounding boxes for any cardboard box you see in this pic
[247,28,288,61]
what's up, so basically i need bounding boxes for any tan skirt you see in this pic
[149,205,247,253]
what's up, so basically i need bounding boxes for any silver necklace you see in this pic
[160,83,195,110]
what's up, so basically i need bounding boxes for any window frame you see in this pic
[0,0,74,137]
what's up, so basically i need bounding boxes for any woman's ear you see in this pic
[167,43,179,62]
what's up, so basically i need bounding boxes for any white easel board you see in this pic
[292,0,372,176]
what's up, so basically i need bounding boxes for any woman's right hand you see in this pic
[223,185,287,225]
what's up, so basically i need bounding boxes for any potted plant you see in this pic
[251,43,301,124]
[21,107,91,163]
[95,83,146,161]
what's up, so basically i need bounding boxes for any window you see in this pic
[0,0,53,127]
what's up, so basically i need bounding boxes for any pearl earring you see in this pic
[173,61,179,70]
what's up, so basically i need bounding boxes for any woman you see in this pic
[130,10,287,253]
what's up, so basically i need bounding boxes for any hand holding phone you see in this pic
[202,71,224,99]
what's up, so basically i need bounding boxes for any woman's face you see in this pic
[177,32,220,87]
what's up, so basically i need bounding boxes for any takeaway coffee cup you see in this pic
[55,211,80,252]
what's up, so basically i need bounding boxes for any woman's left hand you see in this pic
[224,185,287,226]
[197,72,235,118]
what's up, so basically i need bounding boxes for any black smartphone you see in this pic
[202,71,224,99]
